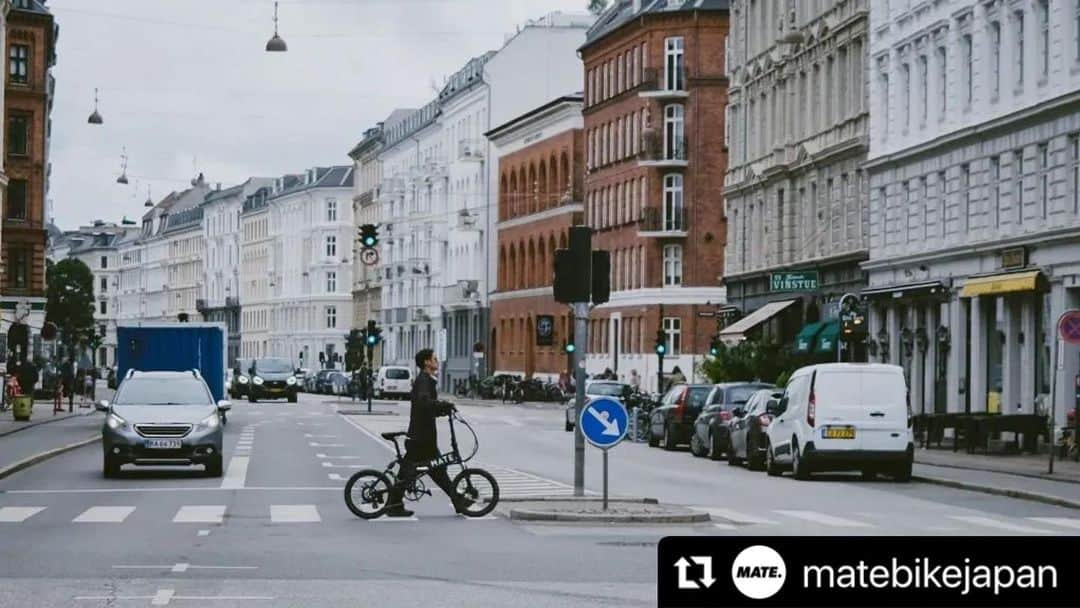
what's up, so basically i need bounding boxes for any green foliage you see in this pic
[701,340,796,386]
[45,258,96,355]
[587,0,609,15]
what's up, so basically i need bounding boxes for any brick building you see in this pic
[580,0,730,391]
[488,95,585,381]
[2,0,55,361]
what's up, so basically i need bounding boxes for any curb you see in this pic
[0,408,96,438]
[509,507,709,524]
[915,459,1080,486]
[498,496,659,504]
[913,475,1080,510]
[0,434,101,480]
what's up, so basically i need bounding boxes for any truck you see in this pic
[116,323,228,402]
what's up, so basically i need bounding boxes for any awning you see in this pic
[862,280,947,300]
[815,321,841,354]
[959,270,1046,298]
[793,322,825,354]
[718,299,798,343]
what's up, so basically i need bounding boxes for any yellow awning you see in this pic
[959,270,1044,298]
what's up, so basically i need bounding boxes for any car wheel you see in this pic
[708,433,723,461]
[565,422,573,432]
[288,394,298,403]
[206,455,223,477]
[792,440,811,481]
[861,469,878,481]
[727,441,742,467]
[248,393,257,403]
[689,433,705,457]
[103,454,121,478]
[647,425,659,447]
[765,440,782,477]
[747,437,764,471]
[893,459,913,483]
[662,423,677,451]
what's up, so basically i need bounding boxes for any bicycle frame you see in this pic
[381,413,469,485]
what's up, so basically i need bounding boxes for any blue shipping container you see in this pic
[116,323,227,402]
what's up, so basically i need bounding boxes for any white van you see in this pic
[375,366,413,400]
[764,363,913,481]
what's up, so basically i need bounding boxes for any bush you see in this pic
[701,340,795,386]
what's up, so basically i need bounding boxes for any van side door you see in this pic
[771,374,806,463]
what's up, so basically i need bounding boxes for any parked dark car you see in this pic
[690,382,777,459]
[248,357,299,403]
[229,358,254,399]
[564,380,632,432]
[648,383,714,450]
[725,389,785,469]
[313,370,338,395]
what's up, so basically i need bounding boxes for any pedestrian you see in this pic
[668,365,686,392]
[384,349,470,518]
[82,369,94,407]
[629,369,640,392]
[61,359,75,412]
[17,359,38,399]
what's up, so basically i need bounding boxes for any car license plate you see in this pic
[146,439,182,449]
[823,426,856,439]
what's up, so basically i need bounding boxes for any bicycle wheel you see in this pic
[344,469,394,519]
[451,467,499,518]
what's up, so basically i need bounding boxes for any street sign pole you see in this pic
[573,301,589,497]
[366,345,374,414]
[602,449,609,510]
[579,397,628,511]
[1050,309,1080,472]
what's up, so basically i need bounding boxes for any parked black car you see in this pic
[648,383,714,450]
[313,370,338,395]
[726,388,784,470]
[690,382,776,459]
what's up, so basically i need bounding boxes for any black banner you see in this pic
[536,315,554,347]
[658,536,1076,608]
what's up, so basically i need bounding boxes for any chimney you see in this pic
[216,182,222,191]
[633,0,641,13]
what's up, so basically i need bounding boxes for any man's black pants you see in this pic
[387,450,457,508]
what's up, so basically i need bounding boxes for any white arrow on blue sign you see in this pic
[579,397,629,449]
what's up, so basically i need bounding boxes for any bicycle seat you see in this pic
[381,431,408,440]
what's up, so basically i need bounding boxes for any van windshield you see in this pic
[385,369,410,380]
[815,371,906,408]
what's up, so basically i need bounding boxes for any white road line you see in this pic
[459,515,500,521]
[306,434,337,438]
[774,510,874,528]
[321,462,372,469]
[1027,517,1080,531]
[337,414,395,454]
[220,456,250,489]
[173,505,227,523]
[73,506,135,523]
[328,473,345,481]
[198,529,211,536]
[316,453,366,459]
[0,506,45,522]
[499,417,525,427]
[270,505,321,523]
[309,442,344,447]
[370,516,419,522]
[950,515,1052,534]
[689,507,777,526]
[7,486,342,494]
[171,563,189,573]
[151,588,175,606]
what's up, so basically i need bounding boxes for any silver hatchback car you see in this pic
[98,370,231,478]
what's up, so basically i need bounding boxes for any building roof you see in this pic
[581,0,729,51]
[267,166,354,201]
[11,0,50,16]
[485,94,584,141]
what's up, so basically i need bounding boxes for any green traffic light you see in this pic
[564,343,576,353]
[363,236,376,247]
[366,335,377,345]
[655,344,666,355]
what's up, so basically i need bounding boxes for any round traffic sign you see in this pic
[1059,310,1080,345]
[579,397,628,449]
[360,248,379,267]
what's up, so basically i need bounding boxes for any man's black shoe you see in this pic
[454,497,476,514]
[385,506,414,518]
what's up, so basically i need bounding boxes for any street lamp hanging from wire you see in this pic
[144,185,153,208]
[265,1,287,52]
[117,147,129,185]
[87,88,103,125]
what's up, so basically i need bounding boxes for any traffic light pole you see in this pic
[572,301,589,497]
[366,346,374,413]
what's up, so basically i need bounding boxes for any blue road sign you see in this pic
[579,397,629,449]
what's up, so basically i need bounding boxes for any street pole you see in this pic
[1049,334,1061,474]
[366,346,373,414]
[572,301,589,497]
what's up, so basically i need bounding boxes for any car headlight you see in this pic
[237,375,249,384]
[106,412,127,430]
[286,376,297,385]
[252,376,264,385]
[196,413,220,431]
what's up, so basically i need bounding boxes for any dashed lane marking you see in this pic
[72,506,135,523]
[173,505,227,524]
[0,506,46,522]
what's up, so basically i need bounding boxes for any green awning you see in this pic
[793,322,824,354]
[815,321,841,354]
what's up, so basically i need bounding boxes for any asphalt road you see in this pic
[1,392,1078,607]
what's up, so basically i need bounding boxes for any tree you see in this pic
[45,258,96,360]
[588,0,609,15]
[700,340,795,387]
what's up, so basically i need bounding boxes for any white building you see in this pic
[863,0,1080,434]
[240,185,274,360]
[265,167,355,369]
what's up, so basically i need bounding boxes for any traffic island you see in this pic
[501,498,709,524]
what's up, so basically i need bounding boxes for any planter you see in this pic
[11,395,34,421]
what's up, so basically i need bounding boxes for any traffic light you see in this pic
[554,227,592,303]
[654,329,667,356]
[359,224,378,249]
[709,335,721,357]
[564,342,576,354]
[591,250,610,305]
[365,319,382,346]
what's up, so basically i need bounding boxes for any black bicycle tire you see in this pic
[451,467,499,518]
[344,469,394,520]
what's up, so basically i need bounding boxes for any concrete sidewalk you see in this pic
[914,447,1080,483]
[0,411,103,479]
[0,400,98,437]
[913,447,1080,509]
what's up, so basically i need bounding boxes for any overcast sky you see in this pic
[48,0,589,229]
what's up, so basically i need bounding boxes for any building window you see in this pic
[900,63,911,128]
[1015,10,1025,87]
[1015,148,1026,225]
[1039,0,1049,80]
[325,235,337,257]
[961,164,972,231]
[937,47,947,117]
[8,114,29,156]
[990,21,1002,97]
[777,188,785,264]
[1039,143,1049,219]
[663,317,681,356]
[663,245,682,286]
[665,36,685,90]
[100,255,108,269]
[326,199,337,221]
[663,173,684,231]
[663,104,684,159]
[990,155,1001,227]
[7,247,28,289]
[938,170,948,237]
[326,306,337,329]
[327,271,337,293]
[6,179,26,220]
[879,71,890,140]
[918,55,928,124]
[100,300,107,315]
[99,324,107,337]
[962,34,973,106]
[8,44,28,84]
[1075,0,1080,62]
[100,277,107,292]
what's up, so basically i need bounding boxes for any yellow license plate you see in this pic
[823,426,856,439]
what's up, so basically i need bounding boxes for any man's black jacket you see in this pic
[406,371,452,458]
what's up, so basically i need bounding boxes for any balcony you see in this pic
[225,296,240,309]
[637,206,688,238]
[411,307,431,323]
[638,133,689,168]
[195,299,207,313]
[443,280,479,308]
[639,66,690,99]
[457,139,485,161]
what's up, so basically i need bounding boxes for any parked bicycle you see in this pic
[343,407,500,519]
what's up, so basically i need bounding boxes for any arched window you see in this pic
[517,241,526,290]
[538,240,547,287]
[560,152,571,199]
[500,174,508,220]
[527,239,536,288]
[499,245,507,290]
[528,163,538,213]
[537,161,548,211]
[549,153,559,205]
[508,245,517,291]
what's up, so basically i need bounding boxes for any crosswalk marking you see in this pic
[173,505,226,523]
[0,506,45,522]
[1028,517,1080,531]
[774,510,873,528]
[270,505,321,523]
[950,516,1052,534]
[73,506,135,523]
[220,456,249,489]
[328,473,345,481]
[689,507,777,526]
